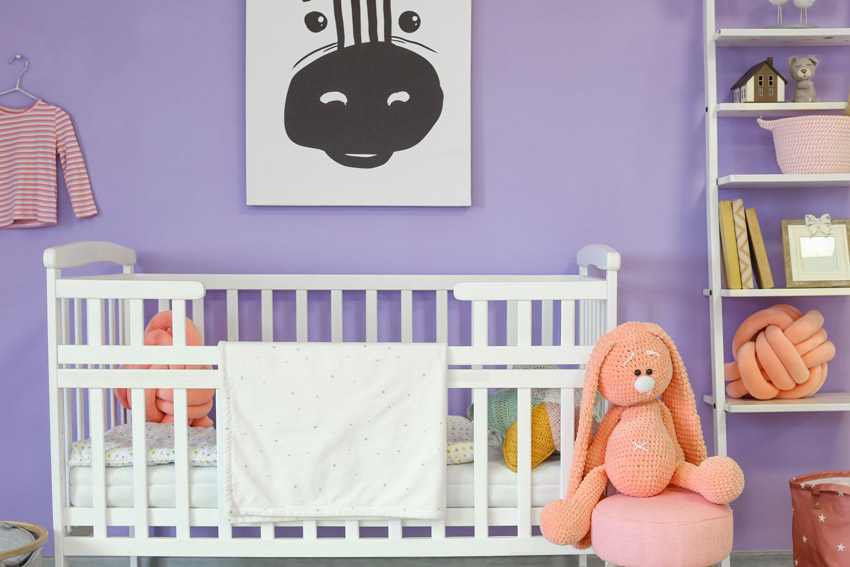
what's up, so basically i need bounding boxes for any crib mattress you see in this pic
[69,447,562,509]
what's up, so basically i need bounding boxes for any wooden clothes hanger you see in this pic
[0,54,38,100]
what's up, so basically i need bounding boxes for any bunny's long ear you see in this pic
[567,331,617,498]
[651,323,708,466]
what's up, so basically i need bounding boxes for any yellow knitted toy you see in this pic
[540,322,745,549]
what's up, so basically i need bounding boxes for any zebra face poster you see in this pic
[246,0,471,207]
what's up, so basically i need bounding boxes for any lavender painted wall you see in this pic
[1,0,849,555]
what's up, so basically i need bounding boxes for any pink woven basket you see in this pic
[757,116,850,174]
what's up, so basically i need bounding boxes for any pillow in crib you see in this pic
[68,422,217,467]
[447,415,474,464]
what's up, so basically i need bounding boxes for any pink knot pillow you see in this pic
[725,305,835,400]
[115,311,214,427]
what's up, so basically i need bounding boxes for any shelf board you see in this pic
[704,287,850,297]
[717,173,850,189]
[715,28,850,47]
[704,392,850,413]
[715,103,848,117]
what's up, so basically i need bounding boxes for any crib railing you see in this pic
[44,241,619,561]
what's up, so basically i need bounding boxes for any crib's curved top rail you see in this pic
[42,241,621,276]
[43,241,136,270]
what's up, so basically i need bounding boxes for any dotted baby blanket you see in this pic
[219,341,448,524]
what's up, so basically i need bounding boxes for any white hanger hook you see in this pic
[8,54,29,86]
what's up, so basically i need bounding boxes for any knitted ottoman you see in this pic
[590,487,733,567]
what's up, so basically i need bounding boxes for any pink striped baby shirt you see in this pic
[0,99,97,229]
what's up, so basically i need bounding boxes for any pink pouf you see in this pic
[591,488,733,567]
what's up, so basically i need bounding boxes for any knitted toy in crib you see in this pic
[115,311,215,428]
[539,321,745,549]
[467,386,560,471]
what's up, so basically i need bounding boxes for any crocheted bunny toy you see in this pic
[540,322,745,548]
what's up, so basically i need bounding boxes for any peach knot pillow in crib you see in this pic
[115,311,215,428]
[724,305,835,400]
[539,321,745,549]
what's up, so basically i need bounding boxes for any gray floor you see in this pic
[46,551,793,566]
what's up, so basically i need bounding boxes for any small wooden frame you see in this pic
[781,217,850,287]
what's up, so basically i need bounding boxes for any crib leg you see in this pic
[128,556,140,567]
[578,554,588,567]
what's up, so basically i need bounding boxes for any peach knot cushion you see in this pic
[590,488,733,567]
[724,305,835,400]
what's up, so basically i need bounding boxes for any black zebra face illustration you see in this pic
[284,0,444,169]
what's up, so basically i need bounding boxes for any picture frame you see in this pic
[245,0,472,207]
[781,217,850,288]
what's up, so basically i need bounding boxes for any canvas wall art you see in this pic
[246,0,471,207]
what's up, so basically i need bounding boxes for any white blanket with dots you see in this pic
[219,341,447,524]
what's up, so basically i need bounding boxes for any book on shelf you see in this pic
[745,206,774,289]
[719,200,742,289]
[732,198,754,289]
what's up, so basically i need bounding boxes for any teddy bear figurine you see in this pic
[539,322,745,549]
[789,55,820,102]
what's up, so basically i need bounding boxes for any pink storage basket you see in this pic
[757,116,850,174]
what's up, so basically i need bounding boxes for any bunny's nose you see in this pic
[634,375,655,394]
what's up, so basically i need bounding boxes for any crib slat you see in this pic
[431,519,446,539]
[436,290,448,344]
[260,523,274,540]
[172,301,187,347]
[470,287,488,531]
[89,388,107,539]
[516,301,533,538]
[131,388,149,540]
[345,520,360,540]
[331,289,343,343]
[118,297,126,348]
[561,300,576,346]
[472,388,489,538]
[388,520,402,540]
[226,290,239,341]
[74,298,83,346]
[61,298,70,359]
[542,300,554,346]
[506,301,517,347]
[74,299,85,441]
[296,290,308,342]
[560,388,576,497]
[303,520,317,539]
[516,387,532,538]
[215,401,232,540]
[472,301,487,349]
[129,300,145,346]
[61,299,74,460]
[158,298,170,313]
[107,300,117,427]
[471,299,489,538]
[192,298,205,343]
[261,290,273,342]
[117,298,128,424]
[173,389,190,539]
[401,290,412,343]
[63,387,72,491]
[517,301,531,347]
[365,290,377,342]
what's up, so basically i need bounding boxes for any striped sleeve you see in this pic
[55,108,97,219]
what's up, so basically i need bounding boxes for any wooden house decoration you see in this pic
[731,57,788,103]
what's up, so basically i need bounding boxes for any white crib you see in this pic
[43,241,620,565]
